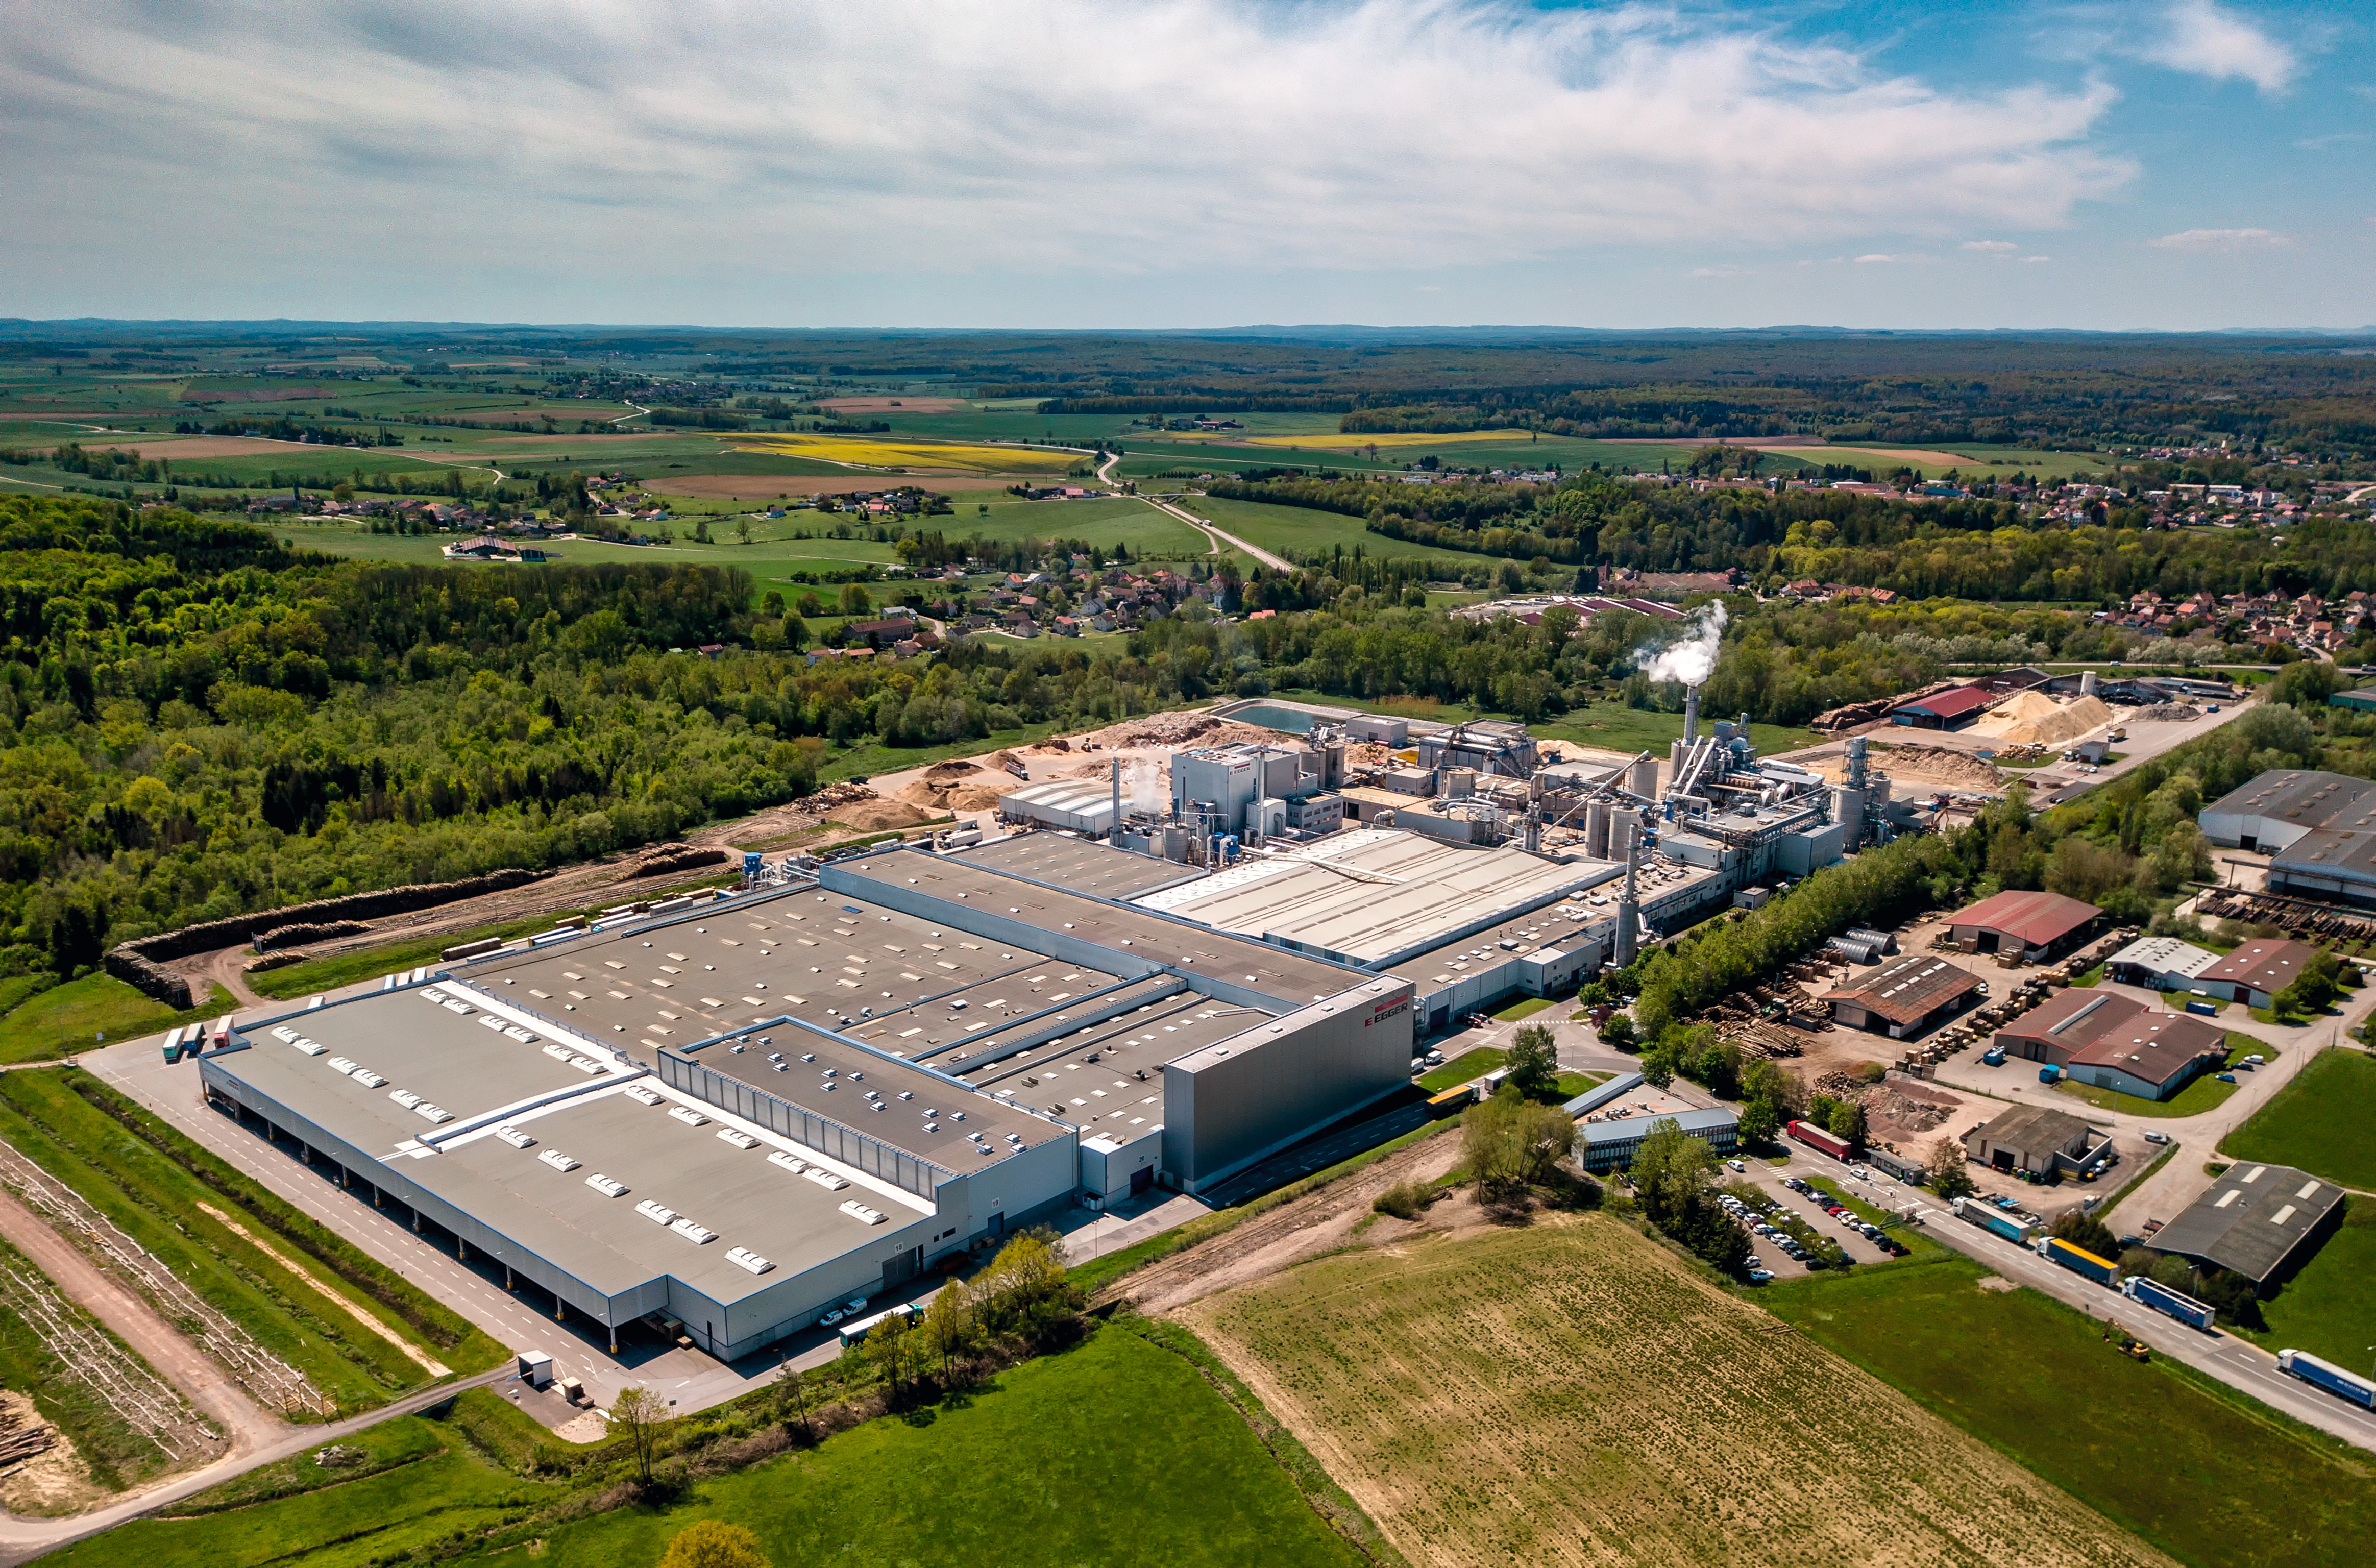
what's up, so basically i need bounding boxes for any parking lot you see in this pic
[1721,1148,1928,1279]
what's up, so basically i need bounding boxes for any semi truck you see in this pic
[2278,1349,2376,1409]
[1952,1196,2035,1244]
[1786,1120,1853,1161]
[2034,1235,2118,1285]
[2121,1275,2216,1331]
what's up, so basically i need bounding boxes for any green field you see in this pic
[0,1071,461,1414]
[2055,1032,2267,1119]
[1191,495,1492,571]
[1762,1252,2376,1568]
[1417,1046,1504,1091]
[1537,700,1820,757]
[2225,1197,2376,1372]
[2220,1047,2376,1187]
[0,972,237,1065]
[65,1327,1368,1568]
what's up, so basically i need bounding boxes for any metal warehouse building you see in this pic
[2151,1162,2343,1288]
[2199,770,2376,853]
[197,841,1412,1362]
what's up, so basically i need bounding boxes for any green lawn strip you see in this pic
[47,1071,504,1373]
[1553,1070,1611,1097]
[2220,1048,2376,1188]
[0,1073,426,1409]
[0,1235,188,1499]
[0,973,238,1065]
[2223,1198,2376,1371]
[1417,1047,1504,1093]
[1115,1314,1406,1567]
[1760,1255,2376,1568]
[1534,701,1820,758]
[44,1447,546,1568]
[1492,996,1552,1022]
[159,1415,447,1515]
[1073,1119,1457,1299]
[2053,1038,2263,1120]
[534,1326,1364,1568]
[1801,1175,1947,1263]
[0,974,56,1016]
[438,1386,590,1474]
[1190,495,1490,571]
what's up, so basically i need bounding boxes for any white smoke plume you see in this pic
[1122,754,1165,813]
[1640,602,1728,687]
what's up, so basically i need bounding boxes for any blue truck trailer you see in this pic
[2121,1275,2216,1331]
[2034,1235,2118,1285]
[1951,1196,2035,1244]
[2279,1349,2376,1409]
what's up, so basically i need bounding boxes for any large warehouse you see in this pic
[2151,1162,2343,1288]
[198,842,1412,1361]
[2199,770,2376,853]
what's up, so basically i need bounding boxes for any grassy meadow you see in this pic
[2219,1047,2376,1187]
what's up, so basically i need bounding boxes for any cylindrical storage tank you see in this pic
[1831,786,1865,850]
[1584,802,1611,859]
[1629,757,1660,799]
[1610,807,1642,856]
[2080,670,2099,696]
[1162,823,1189,861]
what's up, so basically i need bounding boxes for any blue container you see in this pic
[2123,1275,2216,1331]
[2184,1001,2218,1017]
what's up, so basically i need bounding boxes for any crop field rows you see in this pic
[1185,1215,2168,1568]
[0,1244,219,1476]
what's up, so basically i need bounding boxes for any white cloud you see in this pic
[2141,1,2298,93]
[1962,240,2020,253]
[0,0,2129,285]
[2021,255,2052,263]
[2146,228,2294,252]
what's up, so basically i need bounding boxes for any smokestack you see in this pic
[1111,756,1122,842]
[1614,832,1640,969]
[1683,685,1701,745]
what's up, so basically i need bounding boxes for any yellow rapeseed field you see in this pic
[1243,429,1538,451]
[738,434,1079,473]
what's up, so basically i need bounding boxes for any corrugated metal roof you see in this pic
[1949,888,2100,946]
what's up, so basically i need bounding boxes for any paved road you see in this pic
[1914,1198,2376,1454]
[0,1367,506,1565]
[1140,495,1293,571]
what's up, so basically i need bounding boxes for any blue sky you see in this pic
[3,1,2369,329]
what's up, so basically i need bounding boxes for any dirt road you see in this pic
[1102,1123,1462,1316]
[0,1185,274,1457]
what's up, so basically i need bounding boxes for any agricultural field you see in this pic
[0,973,237,1066]
[1762,1252,2376,1568]
[1184,1214,2168,1568]
[2223,1197,2376,1372]
[1190,496,1494,571]
[737,432,1082,475]
[67,1327,1368,1568]
[0,1070,468,1416]
[2218,1047,2376,1188]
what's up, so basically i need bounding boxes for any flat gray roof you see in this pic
[942,988,1255,1134]
[1389,898,1610,988]
[2273,828,2376,885]
[2203,770,2376,831]
[956,835,1208,900]
[833,850,1365,1005]
[1132,828,1618,966]
[2152,1161,2342,1283]
[210,993,940,1302]
[464,887,1110,1051]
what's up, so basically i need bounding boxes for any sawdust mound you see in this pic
[899,774,1024,813]
[923,758,987,780]
[823,797,936,832]
[2135,702,2201,722]
[1974,692,2115,748]
[1870,744,2005,790]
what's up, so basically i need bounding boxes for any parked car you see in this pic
[2216,1072,2238,1084]
[2143,1131,2169,1144]
[1747,1269,1774,1284]
[1727,1159,1746,1172]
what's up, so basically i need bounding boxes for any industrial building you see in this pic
[2151,1162,2343,1288]
[2196,939,2319,1008]
[196,840,1413,1362]
[2199,770,2376,853]
[2104,936,2221,992]
[1822,955,1985,1039]
[1889,687,1995,730]
[2268,830,2376,908]
[1962,1105,2111,1177]
[1575,1107,1738,1172]
[1991,990,2228,1100]
[1946,889,2101,963]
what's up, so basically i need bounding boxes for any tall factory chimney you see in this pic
[1613,831,1640,969]
[1110,756,1122,842]
[1683,684,1702,745]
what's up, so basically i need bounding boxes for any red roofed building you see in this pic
[1947,889,2101,963]
[1992,989,2229,1100]
[2196,939,2319,1009]
[1889,686,1995,730]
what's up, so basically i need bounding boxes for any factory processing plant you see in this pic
[194,845,1413,1363]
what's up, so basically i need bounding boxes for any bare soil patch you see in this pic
[815,397,973,414]
[0,1391,100,1517]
